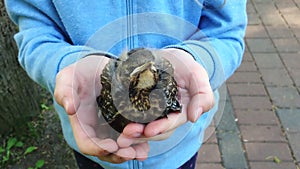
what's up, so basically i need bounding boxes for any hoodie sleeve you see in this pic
[168,0,247,90]
[5,0,98,93]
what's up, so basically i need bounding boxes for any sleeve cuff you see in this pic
[57,47,117,73]
[165,40,225,90]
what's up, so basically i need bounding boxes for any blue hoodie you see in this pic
[5,0,247,168]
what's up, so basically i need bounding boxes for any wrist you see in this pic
[162,48,194,60]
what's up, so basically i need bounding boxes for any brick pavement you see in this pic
[196,0,300,168]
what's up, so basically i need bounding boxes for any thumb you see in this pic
[54,67,80,115]
[187,92,214,122]
[61,92,80,115]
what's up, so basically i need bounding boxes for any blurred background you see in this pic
[0,0,299,168]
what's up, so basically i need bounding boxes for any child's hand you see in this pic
[54,55,149,163]
[121,49,215,141]
[144,48,214,137]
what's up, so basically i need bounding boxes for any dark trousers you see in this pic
[74,150,198,169]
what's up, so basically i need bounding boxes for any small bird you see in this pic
[97,48,181,133]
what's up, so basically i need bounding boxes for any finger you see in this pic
[117,133,148,148]
[186,63,214,122]
[143,112,186,137]
[116,135,150,161]
[71,116,132,164]
[61,91,80,116]
[69,114,118,156]
[188,67,210,95]
[113,147,136,161]
[122,123,145,138]
[139,130,175,141]
[54,68,80,115]
[133,142,150,161]
[117,134,135,148]
[99,150,134,164]
[187,91,214,122]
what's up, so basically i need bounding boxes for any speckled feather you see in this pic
[97,48,181,133]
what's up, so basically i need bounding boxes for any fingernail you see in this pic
[131,132,142,138]
[62,98,70,113]
[193,107,202,122]
[62,97,67,108]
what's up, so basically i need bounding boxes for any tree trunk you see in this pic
[0,1,41,135]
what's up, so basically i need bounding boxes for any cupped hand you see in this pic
[54,55,149,163]
[122,48,215,141]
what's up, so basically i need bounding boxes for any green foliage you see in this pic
[0,136,45,168]
[24,146,38,156]
[0,137,24,165]
[40,103,51,111]
[265,156,281,164]
[28,159,45,169]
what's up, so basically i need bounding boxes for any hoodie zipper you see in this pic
[133,159,140,169]
[126,1,140,168]
[126,0,134,50]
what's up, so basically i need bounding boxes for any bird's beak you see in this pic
[130,61,156,77]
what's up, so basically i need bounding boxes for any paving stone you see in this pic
[196,163,224,169]
[243,52,254,61]
[291,27,300,38]
[252,0,273,4]
[235,110,279,125]
[295,0,300,6]
[276,109,300,132]
[283,14,300,27]
[249,162,297,169]
[246,3,256,14]
[227,72,262,84]
[217,100,239,132]
[245,143,293,161]
[267,87,300,108]
[240,125,286,142]
[289,70,300,87]
[260,69,293,86]
[254,3,277,15]
[275,0,296,3]
[277,4,300,15]
[252,53,284,69]
[215,98,248,168]
[276,3,299,15]
[239,0,300,168]
[227,83,267,96]
[273,38,300,53]
[210,0,300,167]
[285,132,300,163]
[246,25,269,38]
[247,13,262,25]
[231,96,273,110]
[198,144,221,162]
[246,38,276,53]
[218,132,248,169]
[273,0,295,5]
[203,126,218,144]
[265,25,294,38]
[244,45,249,52]
[260,14,286,26]
[236,61,258,72]
[281,53,300,69]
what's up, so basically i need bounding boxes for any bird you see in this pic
[97,48,181,133]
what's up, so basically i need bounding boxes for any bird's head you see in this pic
[129,61,159,90]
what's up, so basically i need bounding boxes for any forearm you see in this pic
[169,0,247,90]
[15,29,93,93]
[5,0,96,93]
[173,38,245,90]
